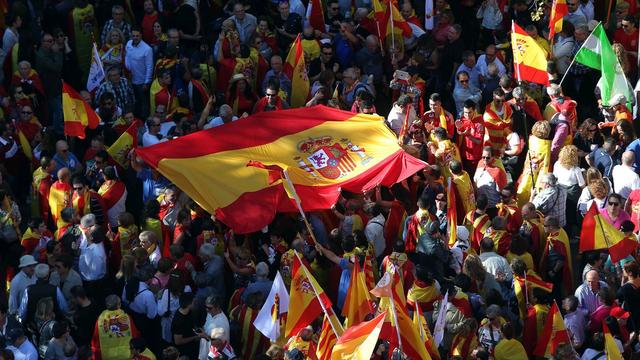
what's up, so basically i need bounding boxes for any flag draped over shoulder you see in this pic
[580,203,638,262]
[87,42,105,92]
[135,106,425,233]
[330,311,387,360]
[254,272,290,342]
[574,23,633,106]
[283,35,310,108]
[511,22,550,86]
[533,302,569,357]
[62,82,100,139]
[548,0,568,40]
[604,323,623,359]
[107,122,138,169]
[306,0,325,32]
[286,253,333,337]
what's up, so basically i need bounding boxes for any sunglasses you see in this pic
[482,156,492,160]
[322,52,333,56]
[265,93,277,97]
[609,202,620,207]
[459,79,469,83]
[73,186,83,191]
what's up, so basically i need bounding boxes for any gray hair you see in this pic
[546,83,562,97]
[35,263,50,279]
[219,104,233,117]
[105,294,121,310]
[139,230,158,244]
[542,173,558,186]
[80,214,96,228]
[512,86,525,99]
[256,262,269,278]
[199,243,216,260]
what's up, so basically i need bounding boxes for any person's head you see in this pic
[129,337,148,357]
[162,346,180,360]
[56,140,70,157]
[546,83,563,98]
[70,285,88,305]
[52,321,69,339]
[35,263,50,280]
[531,120,551,140]
[562,295,579,313]
[585,269,600,291]
[400,1,413,19]
[603,137,617,154]
[476,193,488,211]
[429,93,442,113]
[492,88,506,107]
[205,295,222,315]
[278,0,290,18]
[598,287,614,306]
[269,54,283,73]
[265,80,280,105]
[463,255,486,282]
[500,186,515,204]
[588,178,609,200]
[481,146,493,163]
[232,2,246,20]
[41,33,54,50]
[574,24,589,42]
[543,215,559,232]
[19,255,38,276]
[179,291,194,310]
[158,69,172,87]
[138,230,158,249]
[342,67,358,86]
[457,71,470,88]
[607,193,623,216]
[462,99,477,119]
[462,50,475,67]
[209,327,229,351]
[510,258,527,277]
[6,13,21,29]
[17,60,31,79]
[54,254,73,277]
[624,261,640,279]
[540,173,557,189]
[447,24,462,42]
[484,44,497,63]
[558,145,579,169]
[622,14,637,34]
[480,237,495,253]
[143,0,155,13]
[102,166,117,182]
[199,243,216,262]
[111,5,125,22]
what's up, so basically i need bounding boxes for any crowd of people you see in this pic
[0,0,640,359]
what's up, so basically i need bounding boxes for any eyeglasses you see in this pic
[73,186,83,191]
[609,202,620,207]
[265,93,277,97]
[623,24,631,28]
[330,6,339,10]
[322,52,333,56]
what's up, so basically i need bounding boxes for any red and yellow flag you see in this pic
[135,106,425,233]
[533,302,569,357]
[514,270,553,320]
[62,82,99,139]
[413,302,441,360]
[16,127,32,161]
[306,0,325,32]
[331,311,387,360]
[285,253,333,337]
[580,203,638,262]
[548,0,568,40]
[283,35,310,108]
[316,314,341,360]
[511,22,550,86]
[603,323,623,359]
[48,181,72,229]
[107,122,138,169]
[447,178,457,246]
[342,259,374,328]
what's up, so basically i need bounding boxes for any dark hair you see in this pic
[40,155,52,168]
[52,321,69,338]
[341,235,355,252]
[454,273,471,292]
[103,166,117,180]
[95,150,109,161]
[266,77,280,92]
[624,261,640,278]
[130,337,147,352]
[476,193,488,210]
[493,88,505,98]
[144,199,161,219]
[55,254,73,269]
[28,217,44,229]
[429,93,441,103]
[70,285,87,299]
[71,175,89,187]
[500,322,514,339]
[417,196,430,210]
[480,237,494,252]
[584,251,601,266]
[463,99,476,110]
[591,332,605,351]
[179,292,194,308]
[532,287,551,305]
[564,295,579,312]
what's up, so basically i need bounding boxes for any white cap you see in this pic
[18,255,38,268]
[456,226,470,242]
[609,93,627,106]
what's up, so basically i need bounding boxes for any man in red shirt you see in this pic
[456,99,484,176]
[422,93,455,139]
[140,0,159,45]
[614,15,639,78]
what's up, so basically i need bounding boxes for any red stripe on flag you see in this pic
[515,63,550,86]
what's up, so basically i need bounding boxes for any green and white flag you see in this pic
[574,23,633,106]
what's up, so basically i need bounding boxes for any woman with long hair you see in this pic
[157,269,192,345]
[100,28,125,71]
[114,254,136,296]
[225,74,257,116]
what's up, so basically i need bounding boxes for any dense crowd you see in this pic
[0,0,640,359]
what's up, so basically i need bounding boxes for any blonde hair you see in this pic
[532,120,551,139]
[585,167,603,185]
[588,179,609,200]
[558,145,579,169]
[107,28,124,46]
[613,43,630,75]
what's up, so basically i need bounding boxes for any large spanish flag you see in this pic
[284,35,310,108]
[533,302,569,357]
[511,22,550,86]
[580,202,638,262]
[107,122,138,169]
[136,106,424,233]
[62,82,99,139]
[331,311,386,360]
[548,0,568,40]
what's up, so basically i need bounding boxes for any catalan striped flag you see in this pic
[316,314,341,360]
[135,106,425,233]
[62,82,100,139]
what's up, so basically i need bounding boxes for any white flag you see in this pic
[253,271,290,342]
[87,43,105,92]
[433,290,449,346]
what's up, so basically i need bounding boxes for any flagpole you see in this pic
[523,271,529,307]
[387,266,403,352]
[415,305,426,342]
[375,20,385,55]
[389,0,396,64]
[282,169,319,245]
[512,22,522,83]
[293,251,344,338]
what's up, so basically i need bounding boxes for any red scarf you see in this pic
[476,159,507,189]
[253,96,283,113]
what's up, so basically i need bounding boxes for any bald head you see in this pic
[57,167,70,182]
[586,270,600,291]
[622,151,635,166]
[56,140,69,153]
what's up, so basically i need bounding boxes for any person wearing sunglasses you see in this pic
[453,71,481,117]
[599,193,631,230]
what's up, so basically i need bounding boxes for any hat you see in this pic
[18,255,38,268]
[456,226,470,242]
[230,73,246,83]
[7,327,23,343]
[609,93,627,106]
[611,306,630,319]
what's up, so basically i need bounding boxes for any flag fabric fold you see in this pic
[603,323,623,359]
[446,178,457,246]
[283,35,310,108]
[135,106,425,233]
[62,82,100,139]
[533,302,570,357]
[574,23,633,106]
[285,253,333,337]
[330,311,387,360]
[306,0,325,32]
[316,314,340,360]
[511,22,551,86]
[87,42,105,92]
[254,272,290,342]
[413,302,441,360]
[548,0,568,40]
[107,122,138,169]
[580,202,638,262]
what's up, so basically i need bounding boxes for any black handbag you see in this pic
[0,223,18,244]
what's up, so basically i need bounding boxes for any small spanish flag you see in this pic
[548,0,568,40]
[580,202,638,263]
[62,82,99,139]
[331,311,386,360]
[511,22,550,86]
[107,122,138,169]
[283,35,309,108]
[533,302,570,357]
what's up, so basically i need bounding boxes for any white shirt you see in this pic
[142,132,168,147]
[79,240,107,281]
[612,164,640,199]
[122,282,157,319]
[125,40,153,85]
[479,252,513,282]
[474,55,506,78]
[157,286,192,342]
[8,271,35,314]
[474,169,501,207]
[2,28,18,53]
[17,339,38,360]
[365,214,386,258]
[476,2,503,30]
[386,104,416,135]
[553,163,586,188]
[199,311,230,360]
[149,246,161,267]
[203,116,239,129]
